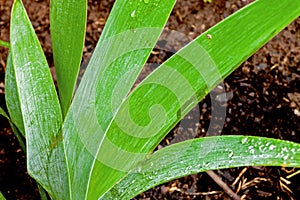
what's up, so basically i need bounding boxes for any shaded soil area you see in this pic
[1,0,300,199]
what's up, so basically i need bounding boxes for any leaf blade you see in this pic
[96,0,300,167]
[0,106,26,152]
[10,0,69,198]
[93,0,300,197]
[0,40,9,48]
[101,136,300,199]
[62,0,177,199]
[50,0,87,117]
[5,52,25,136]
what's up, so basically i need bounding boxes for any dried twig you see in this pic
[185,191,222,196]
[232,167,248,187]
[206,170,241,200]
[286,170,300,179]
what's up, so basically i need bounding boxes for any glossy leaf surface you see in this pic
[50,0,87,117]
[7,0,300,199]
[102,136,300,199]
[10,1,68,199]
[5,52,25,136]
[96,0,299,197]
[92,0,299,198]
[62,0,176,199]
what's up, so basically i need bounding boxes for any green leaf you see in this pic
[50,0,87,117]
[10,0,68,199]
[101,136,300,199]
[0,191,6,200]
[0,108,47,200]
[37,183,49,200]
[0,40,9,48]
[5,52,25,136]
[63,0,176,199]
[0,107,9,121]
[91,0,300,196]
[0,106,25,152]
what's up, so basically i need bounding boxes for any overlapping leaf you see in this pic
[5,52,25,136]
[10,1,68,199]
[50,0,87,117]
[7,0,300,199]
[62,0,176,199]
[102,136,300,199]
[93,0,300,197]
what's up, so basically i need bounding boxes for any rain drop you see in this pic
[291,148,296,154]
[281,147,288,153]
[136,165,142,173]
[241,137,248,144]
[269,145,276,150]
[185,166,192,172]
[144,0,149,3]
[130,10,136,17]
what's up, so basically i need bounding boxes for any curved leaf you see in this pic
[92,0,300,197]
[0,191,6,200]
[101,136,300,199]
[5,52,25,136]
[10,1,68,199]
[62,0,177,199]
[0,106,25,151]
[50,0,87,117]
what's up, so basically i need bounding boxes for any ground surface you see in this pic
[0,0,300,199]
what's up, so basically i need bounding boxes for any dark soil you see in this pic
[1,0,300,199]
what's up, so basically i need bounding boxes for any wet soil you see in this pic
[1,0,300,199]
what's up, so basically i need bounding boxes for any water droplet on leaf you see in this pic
[269,145,276,150]
[228,151,234,158]
[241,137,248,144]
[130,10,136,17]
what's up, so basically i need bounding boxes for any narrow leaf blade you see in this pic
[5,52,25,136]
[10,1,69,198]
[0,191,6,200]
[62,0,176,199]
[102,136,300,199]
[0,40,9,48]
[50,0,87,117]
[0,106,26,152]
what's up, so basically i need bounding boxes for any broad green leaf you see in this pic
[50,0,87,117]
[63,0,176,199]
[10,1,68,199]
[90,0,300,197]
[101,136,300,199]
[5,52,25,136]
